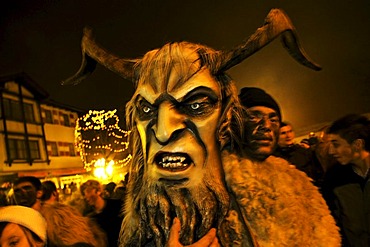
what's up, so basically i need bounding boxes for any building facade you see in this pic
[0,73,86,183]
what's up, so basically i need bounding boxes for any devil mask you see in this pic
[62,8,320,246]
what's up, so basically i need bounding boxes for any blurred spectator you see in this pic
[111,174,129,201]
[0,188,8,207]
[12,176,43,211]
[316,129,337,173]
[40,202,107,247]
[0,205,47,247]
[300,138,311,149]
[67,190,93,216]
[40,180,59,204]
[80,180,123,247]
[322,113,370,247]
[300,134,319,150]
[274,122,324,187]
[103,182,116,199]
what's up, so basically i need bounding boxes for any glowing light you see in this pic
[106,160,114,176]
[75,109,132,173]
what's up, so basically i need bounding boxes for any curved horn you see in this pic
[62,27,138,85]
[216,8,321,73]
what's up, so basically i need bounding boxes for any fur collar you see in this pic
[222,151,341,247]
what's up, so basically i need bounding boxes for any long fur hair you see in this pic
[40,203,107,247]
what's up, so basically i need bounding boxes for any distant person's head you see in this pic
[41,180,59,203]
[103,182,116,198]
[327,114,370,165]
[239,87,281,161]
[80,180,103,207]
[13,176,42,209]
[278,122,295,147]
[0,205,47,247]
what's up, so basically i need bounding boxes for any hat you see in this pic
[0,205,47,242]
[238,87,282,121]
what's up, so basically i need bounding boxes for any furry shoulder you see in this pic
[221,151,341,247]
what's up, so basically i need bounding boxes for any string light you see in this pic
[75,109,132,177]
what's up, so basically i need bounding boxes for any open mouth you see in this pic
[155,152,192,172]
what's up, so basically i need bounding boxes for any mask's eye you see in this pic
[190,103,200,110]
[136,99,156,120]
[181,95,217,117]
[143,105,151,113]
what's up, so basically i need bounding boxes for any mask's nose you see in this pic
[152,102,186,145]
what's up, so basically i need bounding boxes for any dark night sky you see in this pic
[1,0,370,131]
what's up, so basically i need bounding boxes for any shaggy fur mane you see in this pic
[222,151,341,247]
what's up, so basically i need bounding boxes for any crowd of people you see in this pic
[0,87,369,246]
[0,176,127,246]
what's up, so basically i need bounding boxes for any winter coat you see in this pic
[274,144,324,186]
[322,164,370,247]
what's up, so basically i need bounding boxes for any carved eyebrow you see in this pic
[134,86,219,108]
[181,86,219,102]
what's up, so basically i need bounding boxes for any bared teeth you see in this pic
[159,155,188,168]
[161,162,187,168]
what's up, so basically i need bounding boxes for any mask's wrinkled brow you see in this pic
[136,85,219,106]
[181,86,219,103]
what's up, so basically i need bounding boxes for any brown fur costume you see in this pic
[40,202,107,247]
[222,150,341,247]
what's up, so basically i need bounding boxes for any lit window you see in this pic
[8,139,40,161]
[68,143,76,156]
[24,103,35,123]
[44,109,53,124]
[50,142,59,156]
[29,140,40,159]
[63,113,70,127]
[3,98,22,121]
[8,139,27,160]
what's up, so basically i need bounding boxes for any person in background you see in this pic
[40,180,59,204]
[314,127,338,174]
[80,179,123,247]
[0,188,8,207]
[0,205,47,247]
[12,176,43,211]
[224,87,341,246]
[102,182,116,199]
[274,121,324,187]
[322,113,370,247]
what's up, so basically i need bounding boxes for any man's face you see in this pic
[327,134,357,165]
[278,124,295,147]
[243,106,280,160]
[83,187,101,207]
[13,182,38,208]
[133,65,223,186]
